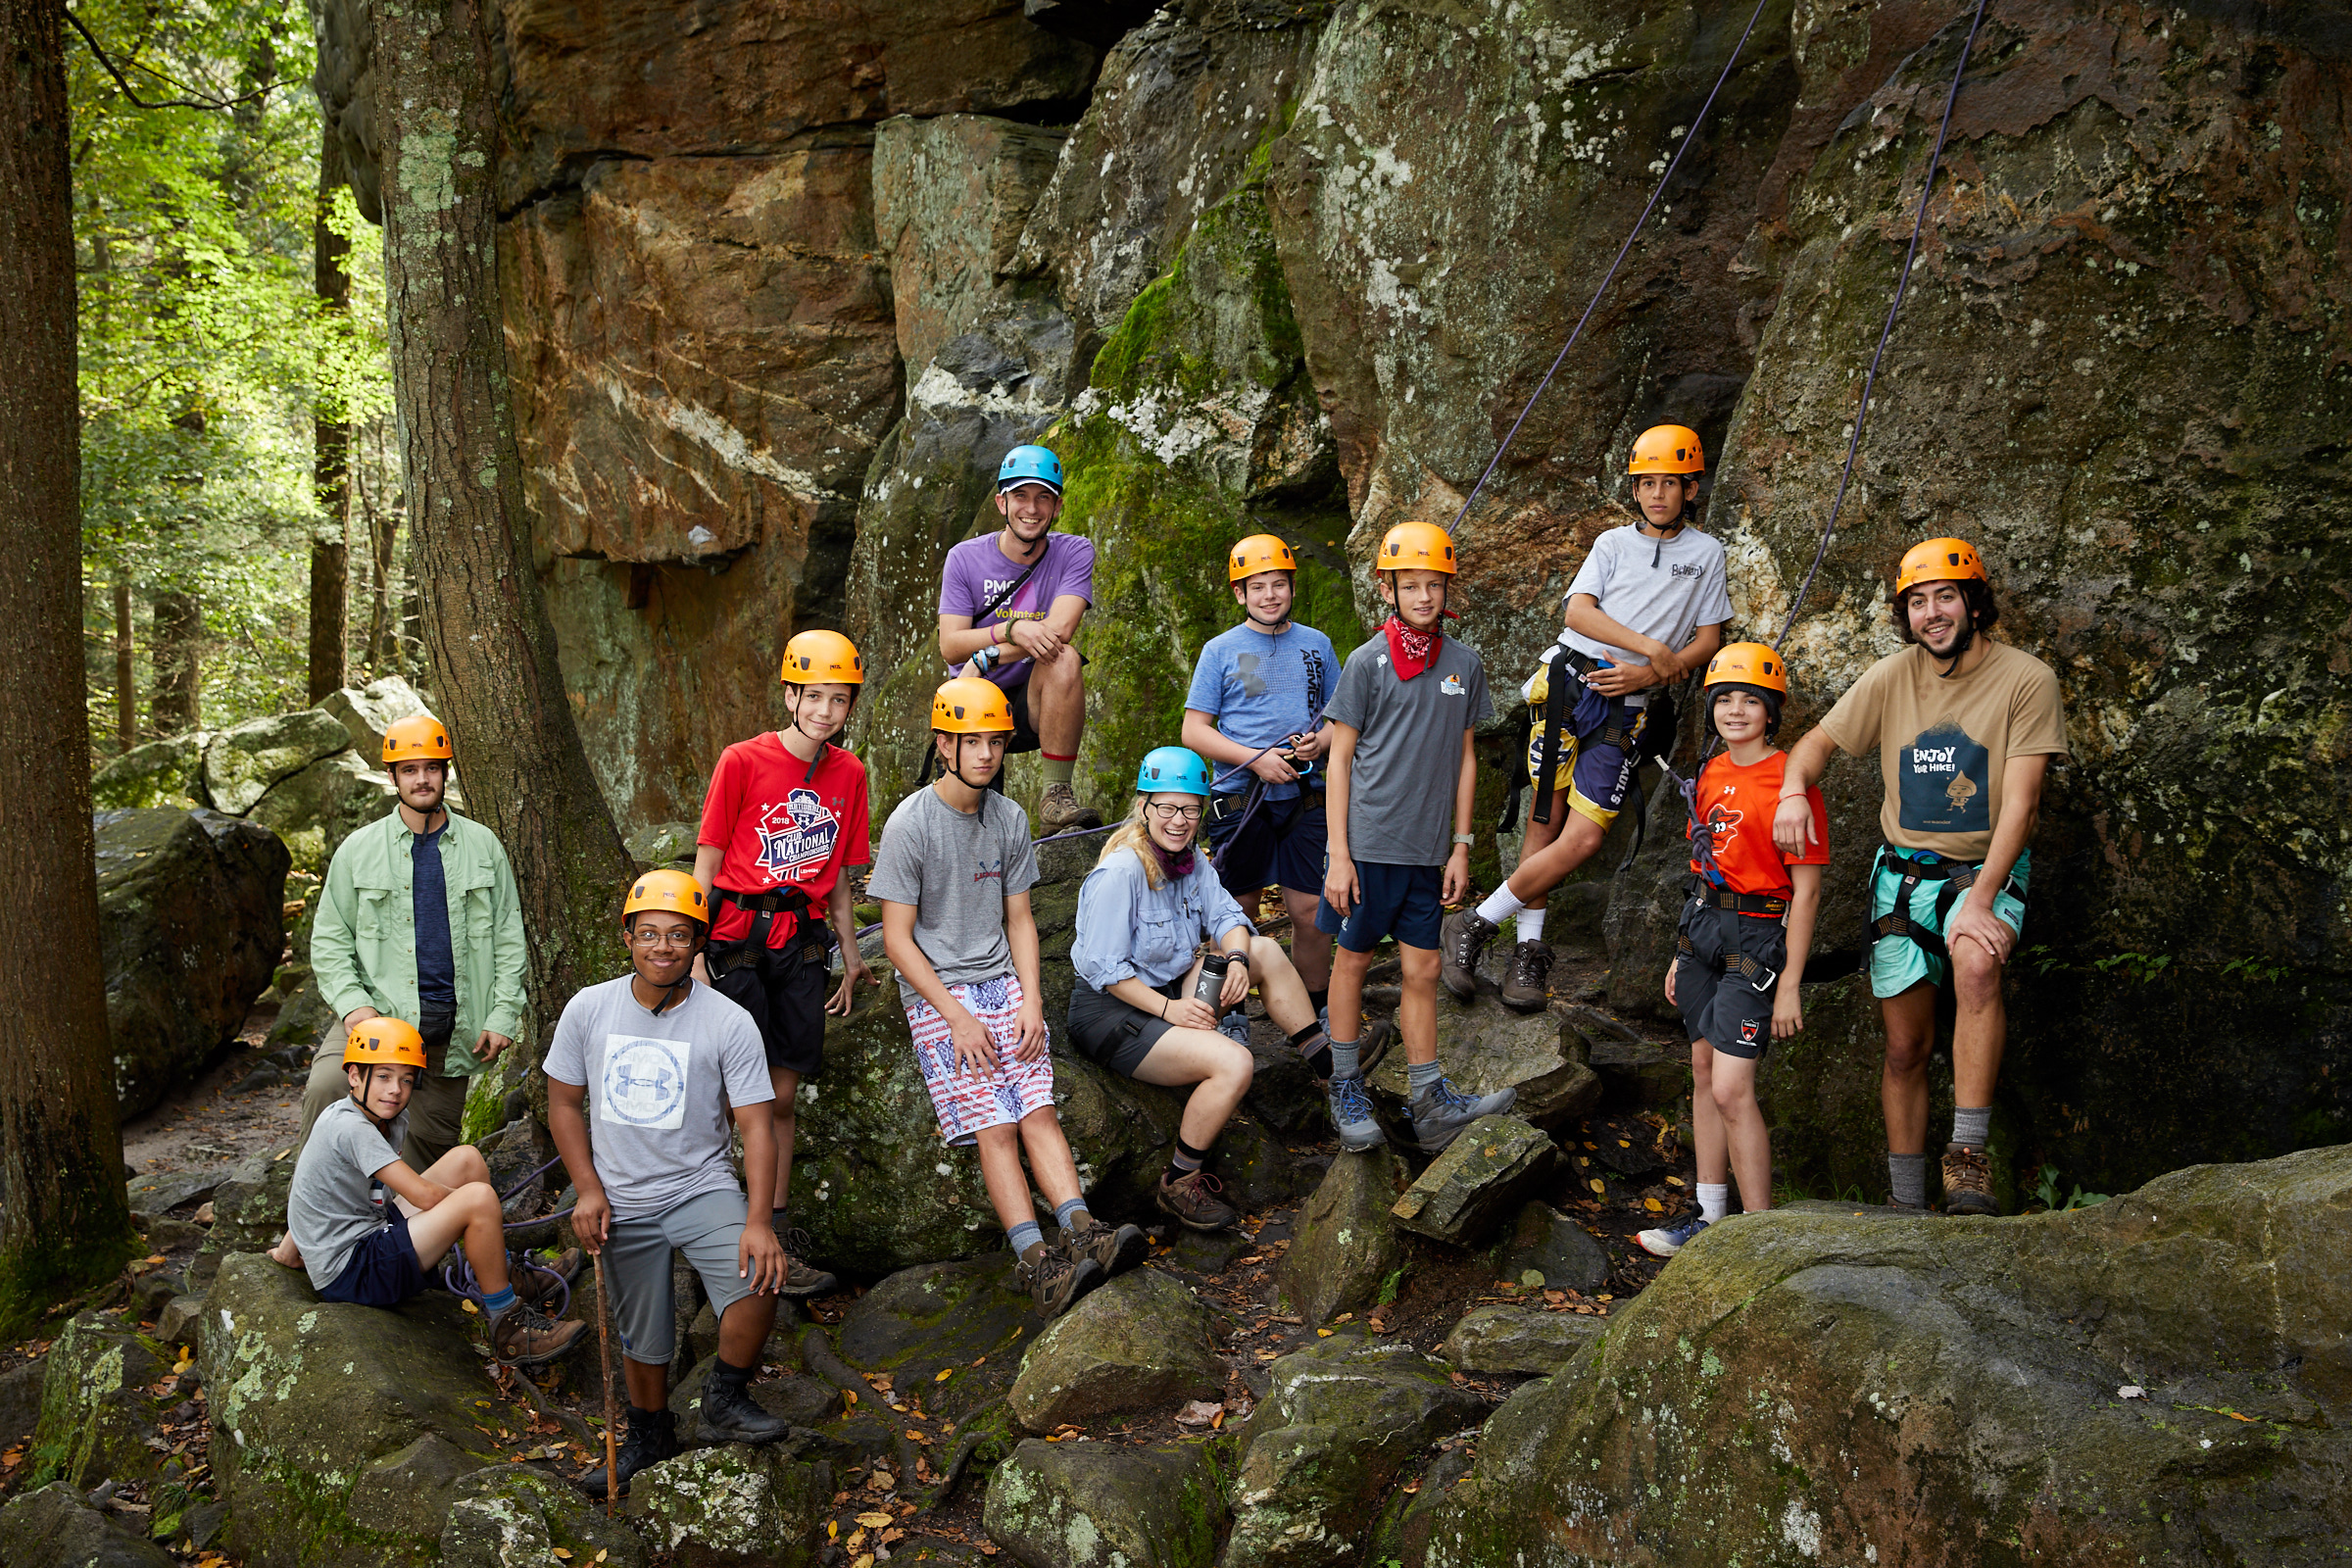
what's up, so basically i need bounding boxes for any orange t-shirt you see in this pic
[1686,751,1830,900]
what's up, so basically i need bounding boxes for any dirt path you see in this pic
[121,1006,309,1183]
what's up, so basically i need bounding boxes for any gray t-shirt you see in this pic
[1558,523,1733,707]
[1324,634,1494,865]
[866,785,1041,1005]
[287,1096,410,1292]
[542,975,773,1222]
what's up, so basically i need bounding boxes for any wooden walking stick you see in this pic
[595,1251,618,1515]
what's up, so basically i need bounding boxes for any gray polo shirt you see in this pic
[1324,634,1493,866]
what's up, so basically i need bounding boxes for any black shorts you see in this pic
[1066,976,1187,1078]
[707,935,829,1076]
[1673,898,1788,1060]
[1204,793,1328,898]
[318,1216,424,1307]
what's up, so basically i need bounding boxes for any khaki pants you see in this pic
[297,1035,471,1171]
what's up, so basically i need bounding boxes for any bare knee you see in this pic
[1690,1040,1714,1090]
[449,1147,491,1186]
[1951,945,2004,1009]
[1248,935,1295,980]
[1709,1069,1754,1118]
[1883,1034,1934,1077]
[1398,946,1440,986]
[1217,1044,1255,1092]
[1035,653,1082,698]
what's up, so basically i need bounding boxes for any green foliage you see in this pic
[2029,1164,2109,1213]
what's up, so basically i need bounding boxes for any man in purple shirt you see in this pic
[938,445,1102,832]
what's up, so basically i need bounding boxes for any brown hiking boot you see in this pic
[1499,941,1553,1012]
[490,1301,589,1367]
[1017,1241,1104,1318]
[775,1222,840,1298]
[1354,1017,1395,1080]
[1038,782,1102,833]
[1155,1169,1239,1232]
[1062,1212,1148,1278]
[1440,909,1499,1001]
[513,1247,580,1308]
[1940,1144,1999,1216]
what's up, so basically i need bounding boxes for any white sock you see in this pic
[1697,1183,1730,1224]
[1516,906,1546,944]
[1476,886,1525,925]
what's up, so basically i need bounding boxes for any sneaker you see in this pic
[1440,909,1500,1001]
[1017,1242,1104,1319]
[1062,1212,1149,1277]
[774,1222,840,1298]
[576,1405,678,1500]
[1038,782,1103,834]
[489,1301,588,1367]
[1154,1169,1239,1232]
[511,1248,581,1308]
[1635,1213,1710,1257]
[1940,1144,1999,1216]
[1217,1008,1253,1050]
[700,1362,791,1444]
[1406,1077,1517,1153]
[1326,1074,1387,1152]
[1498,941,1553,1013]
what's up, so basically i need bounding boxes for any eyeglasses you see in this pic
[628,928,699,949]
[1147,803,1204,822]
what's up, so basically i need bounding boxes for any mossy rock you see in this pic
[247,752,397,875]
[1007,1270,1225,1434]
[1437,1303,1604,1377]
[29,1313,174,1491]
[200,710,354,816]
[1278,1149,1406,1325]
[90,732,205,811]
[631,1444,831,1568]
[442,1465,649,1568]
[832,1254,1035,1421]
[0,1481,175,1567]
[982,1437,1227,1568]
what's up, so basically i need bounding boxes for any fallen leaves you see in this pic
[1175,1399,1224,1427]
[856,1510,895,1528]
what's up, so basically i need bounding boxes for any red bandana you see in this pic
[1383,614,1439,681]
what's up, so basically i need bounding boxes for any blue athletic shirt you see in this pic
[1184,621,1340,802]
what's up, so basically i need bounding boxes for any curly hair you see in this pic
[1891,577,1999,643]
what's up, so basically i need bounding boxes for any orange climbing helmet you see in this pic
[1228,534,1298,582]
[781,629,864,686]
[932,676,1014,734]
[622,869,709,926]
[380,714,453,765]
[1893,538,1987,599]
[1628,424,1705,475]
[1377,521,1457,575]
[1704,642,1788,737]
[344,1016,428,1072]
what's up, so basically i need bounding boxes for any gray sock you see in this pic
[1007,1220,1044,1256]
[1328,1038,1360,1080]
[1053,1197,1088,1229]
[1406,1058,1443,1093]
[1950,1105,1992,1150]
[1887,1153,1928,1208]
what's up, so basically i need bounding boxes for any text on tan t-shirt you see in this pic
[1816,640,2068,861]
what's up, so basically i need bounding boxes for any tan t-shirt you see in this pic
[1817,639,2068,859]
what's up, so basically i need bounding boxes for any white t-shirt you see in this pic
[1557,523,1733,706]
[542,975,773,1221]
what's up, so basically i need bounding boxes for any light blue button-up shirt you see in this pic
[1071,846,1253,991]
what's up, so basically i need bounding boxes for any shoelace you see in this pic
[1425,1078,1480,1113]
[1332,1076,1376,1121]
[1174,1169,1224,1197]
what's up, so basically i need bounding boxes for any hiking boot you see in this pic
[1038,782,1102,834]
[1940,1144,1999,1216]
[1326,1075,1387,1152]
[774,1221,839,1298]
[1155,1169,1239,1232]
[1635,1212,1709,1258]
[1217,1008,1253,1049]
[512,1247,581,1308]
[700,1360,791,1444]
[1406,1077,1517,1153]
[1017,1242,1104,1319]
[1440,909,1501,1001]
[489,1301,589,1367]
[576,1405,678,1500]
[1499,941,1553,1013]
[1063,1212,1149,1277]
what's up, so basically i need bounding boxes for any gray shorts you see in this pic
[604,1188,754,1366]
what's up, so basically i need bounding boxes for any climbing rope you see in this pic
[442,1152,576,1309]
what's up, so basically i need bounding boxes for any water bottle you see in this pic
[1193,952,1233,1007]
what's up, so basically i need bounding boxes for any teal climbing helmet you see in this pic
[1135,746,1213,798]
[997,445,1063,494]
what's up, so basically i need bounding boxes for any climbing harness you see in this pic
[1867,843,2022,961]
[441,1152,575,1310]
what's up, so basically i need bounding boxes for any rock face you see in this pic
[89,732,204,811]
[1432,1144,2352,1566]
[1007,1270,1225,1433]
[983,1438,1226,1568]
[200,710,354,815]
[96,809,288,1118]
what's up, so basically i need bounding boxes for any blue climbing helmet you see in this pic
[1135,746,1213,798]
[997,444,1063,495]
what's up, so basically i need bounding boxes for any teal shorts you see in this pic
[1868,847,2031,1000]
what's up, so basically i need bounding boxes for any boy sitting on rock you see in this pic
[870,677,1145,1319]
[275,1017,585,1367]
[546,871,796,1498]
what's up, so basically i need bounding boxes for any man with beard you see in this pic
[1771,540,2068,1216]
[296,714,529,1171]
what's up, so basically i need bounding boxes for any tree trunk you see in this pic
[0,0,140,1332]
[376,0,632,1037]
[308,132,352,705]
[113,574,135,753]
[151,591,203,734]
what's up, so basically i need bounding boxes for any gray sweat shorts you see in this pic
[604,1187,755,1366]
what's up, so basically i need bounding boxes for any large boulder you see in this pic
[1007,1269,1226,1432]
[247,750,397,873]
[983,1438,1226,1568]
[1389,1115,1557,1247]
[96,808,289,1118]
[830,1253,1037,1423]
[0,1483,176,1568]
[28,1314,174,1491]
[89,732,205,811]
[198,710,354,815]
[631,1445,832,1568]
[1278,1149,1406,1325]
[1430,1145,2352,1565]
[316,673,432,757]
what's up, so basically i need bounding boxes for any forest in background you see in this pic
[71,0,403,758]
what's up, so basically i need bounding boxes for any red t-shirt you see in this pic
[697,734,872,948]
[1687,751,1830,901]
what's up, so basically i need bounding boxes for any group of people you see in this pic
[268,424,2066,1497]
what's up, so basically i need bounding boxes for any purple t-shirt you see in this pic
[938,532,1097,688]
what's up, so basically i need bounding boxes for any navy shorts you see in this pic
[1315,860,1444,953]
[318,1216,425,1307]
[1206,795,1328,898]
